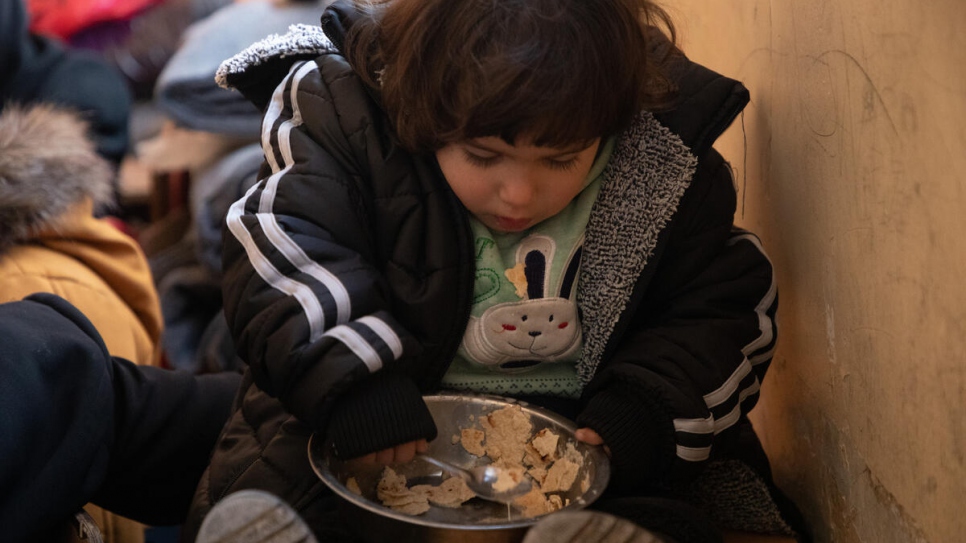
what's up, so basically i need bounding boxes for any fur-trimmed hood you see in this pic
[0,104,114,252]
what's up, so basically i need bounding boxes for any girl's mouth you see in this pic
[495,216,531,232]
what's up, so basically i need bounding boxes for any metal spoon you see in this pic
[416,453,532,504]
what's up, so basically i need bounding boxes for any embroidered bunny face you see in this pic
[462,298,581,372]
[460,234,583,373]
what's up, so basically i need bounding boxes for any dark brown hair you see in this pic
[346,0,677,153]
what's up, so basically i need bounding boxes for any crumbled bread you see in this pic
[530,428,560,459]
[460,428,486,457]
[393,500,432,516]
[511,483,563,517]
[378,404,589,519]
[411,477,476,508]
[540,457,580,493]
[480,405,532,464]
[523,428,560,470]
[345,477,362,495]
[527,466,548,486]
[490,465,527,493]
[562,442,583,463]
[377,467,430,515]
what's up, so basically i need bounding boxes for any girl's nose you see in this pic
[499,172,537,208]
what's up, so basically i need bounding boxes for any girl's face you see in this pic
[435,137,600,233]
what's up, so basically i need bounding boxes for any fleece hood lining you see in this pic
[216,24,337,90]
[576,112,697,385]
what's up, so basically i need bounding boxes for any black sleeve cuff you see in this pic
[326,371,437,460]
[577,382,677,492]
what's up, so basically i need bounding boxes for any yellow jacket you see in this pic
[0,200,163,366]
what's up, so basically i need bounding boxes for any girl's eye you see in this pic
[462,150,500,168]
[546,157,580,171]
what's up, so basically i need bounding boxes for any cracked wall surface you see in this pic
[668,2,966,542]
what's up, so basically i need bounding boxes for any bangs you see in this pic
[437,1,649,149]
[352,0,675,153]
[456,69,633,149]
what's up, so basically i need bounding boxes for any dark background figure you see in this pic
[0,0,132,168]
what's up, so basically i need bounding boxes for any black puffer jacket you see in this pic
[187,1,776,533]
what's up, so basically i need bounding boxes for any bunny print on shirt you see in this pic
[460,234,583,373]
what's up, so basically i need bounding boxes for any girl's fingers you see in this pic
[575,427,605,445]
[350,439,432,467]
[375,448,395,465]
[394,441,417,464]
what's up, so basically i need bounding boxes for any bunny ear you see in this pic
[524,250,546,299]
[515,235,555,299]
[559,245,583,299]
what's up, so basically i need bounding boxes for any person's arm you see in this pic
[0,294,242,537]
[221,59,436,461]
[91,363,241,525]
[0,294,117,541]
[576,150,777,491]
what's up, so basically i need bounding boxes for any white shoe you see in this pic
[196,490,318,543]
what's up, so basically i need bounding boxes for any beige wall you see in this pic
[667,2,966,542]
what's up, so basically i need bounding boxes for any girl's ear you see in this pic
[559,245,582,300]
[524,250,547,299]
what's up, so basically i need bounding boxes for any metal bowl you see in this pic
[308,392,610,543]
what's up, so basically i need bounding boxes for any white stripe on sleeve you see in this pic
[324,325,384,373]
[676,445,712,462]
[727,232,777,358]
[225,181,326,341]
[358,316,404,359]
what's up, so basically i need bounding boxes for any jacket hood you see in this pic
[0,104,114,251]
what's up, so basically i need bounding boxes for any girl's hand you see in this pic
[349,439,429,467]
[575,427,611,456]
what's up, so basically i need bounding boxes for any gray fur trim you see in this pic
[576,112,698,385]
[215,24,336,90]
[688,459,799,537]
[0,104,114,251]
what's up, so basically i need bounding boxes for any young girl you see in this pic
[187,0,806,541]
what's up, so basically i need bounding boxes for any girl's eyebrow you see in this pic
[464,140,593,158]
[463,142,503,154]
